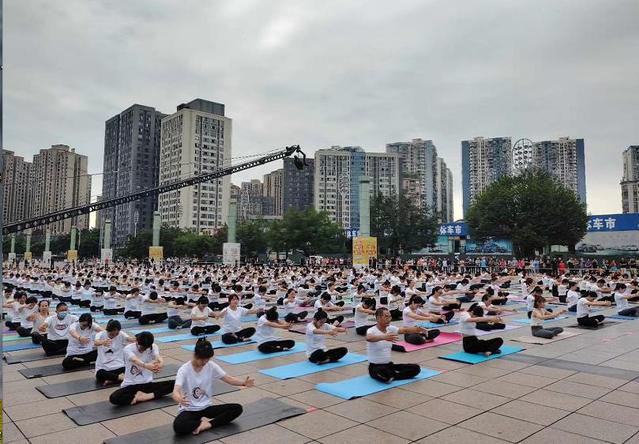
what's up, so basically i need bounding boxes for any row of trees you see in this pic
[2,229,101,258]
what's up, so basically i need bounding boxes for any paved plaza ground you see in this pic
[3,306,639,444]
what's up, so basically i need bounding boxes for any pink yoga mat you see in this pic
[394,332,462,352]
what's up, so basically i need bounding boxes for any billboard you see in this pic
[438,222,469,237]
[353,236,377,266]
[465,239,513,255]
[577,213,639,256]
[223,242,241,265]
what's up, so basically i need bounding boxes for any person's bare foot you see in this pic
[131,391,154,405]
[118,373,125,382]
[193,417,212,435]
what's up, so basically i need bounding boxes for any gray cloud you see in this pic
[5,0,639,220]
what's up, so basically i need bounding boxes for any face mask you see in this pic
[57,312,68,320]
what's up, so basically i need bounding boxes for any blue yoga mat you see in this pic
[181,339,256,351]
[156,331,221,343]
[241,316,258,322]
[609,315,638,321]
[440,344,524,364]
[417,320,459,328]
[129,326,174,335]
[3,334,30,343]
[259,353,367,379]
[4,342,41,352]
[217,343,306,364]
[316,367,440,400]
[513,316,568,325]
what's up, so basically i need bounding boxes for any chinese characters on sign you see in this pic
[585,214,639,232]
[438,223,468,237]
[352,237,378,266]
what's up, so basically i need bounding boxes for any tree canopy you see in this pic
[371,193,439,255]
[466,169,588,255]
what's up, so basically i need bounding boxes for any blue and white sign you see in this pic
[438,222,469,237]
[586,213,639,232]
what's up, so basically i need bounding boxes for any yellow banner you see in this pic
[353,237,377,266]
[149,246,164,262]
[67,250,78,262]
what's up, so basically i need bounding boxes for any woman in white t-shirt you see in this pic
[614,283,639,317]
[172,339,254,435]
[62,313,103,370]
[219,294,258,344]
[313,293,344,326]
[124,288,143,319]
[190,296,221,336]
[354,297,376,336]
[366,307,424,383]
[306,310,348,364]
[15,295,39,337]
[167,297,194,330]
[27,300,51,344]
[280,289,308,323]
[109,331,175,406]
[254,307,296,353]
[576,291,610,328]
[138,291,169,325]
[103,287,125,316]
[459,304,503,356]
[94,319,136,386]
[90,288,105,312]
[400,296,442,346]
[3,291,28,331]
[531,296,567,339]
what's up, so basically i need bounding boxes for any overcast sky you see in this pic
[5,0,639,221]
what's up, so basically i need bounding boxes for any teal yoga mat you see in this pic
[259,353,367,379]
[316,367,440,400]
[440,344,524,364]
[181,339,256,351]
[217,343,306,364]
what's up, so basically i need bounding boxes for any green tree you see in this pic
[78,229,101,258]
[237,219,268,258]
[371,193,439,255]
[466,169,588,256]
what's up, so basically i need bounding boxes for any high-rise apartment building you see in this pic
[621,145,639,213]
[158,99,231,234]
[31,144,91,234]
[282,157,314,213]
[263,169,283,217]
[102,104,166,246]
[238,179,264,220]
[2,150,33,224]
[435,157,454,222]
[386,138,453,222]
[462,137,512,216]
[314,146,400,232]
[513,137,586,203]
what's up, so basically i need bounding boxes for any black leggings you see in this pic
[124,310,141,319]
[258,340,296,353]
[618,307,639,317]
[31,331,46,345]
[208,301,229,311]
[168,316,192,329]
[462,335,503,355]
[389,309,402,321]
[5,321,20,331]
[356,324,375,336]
[326,315,345,325]
[368,362,421,383]
[173,404,242,436]
[90,305,104,312]
[41,338,68,356]
[431,311,455,323]
[441,303,461,311]
[308,347,348,364]
[62,349,98,370]
[404,329,440,345]
[109,380,175,406]
[103,307,125,316]
[79,300,91,308]
[475,322,506,331]
[190,325,221,336]
[221,328,256,344]
[16,326,33,337]
[96,367,125,384]
[139,313,168,325]
[284,312,308,323]
[577,314,605,328]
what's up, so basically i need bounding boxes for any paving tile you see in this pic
[102,409,175,435]
[3,387,47,407]
[520,388,592,411]
[66,387,118,406]
[287,390,345,409]
[28,423,115,444]
[459,412,543,443]
[491,399,570,426]
[564,372,627,389]
[318,423,408,444]
[443,388,510,410]
[552,413,638,443]
[3,421,26,443]
[364,387,429,408]
[14,413,76,438]
[220,423,308,444]
[280,409,358,439]
[415,426,510,444]
[369,410,447,441]
[483,359,532,371]
[431,371,487,388]
[474,380,536,398]
[407,398,482,424]
[4,397,74,421]
[520,427,607,443]
[326,397,397,422]
[453,364,511,379]
[517,364,577,379]
[544,380,612,399]
[578,400,639,426]
[495,371,556,388]
[259,379,316,396]
[600,389,639,408]
[625,432,639,444]
[619,380,639,394]
[400,379,462,397]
